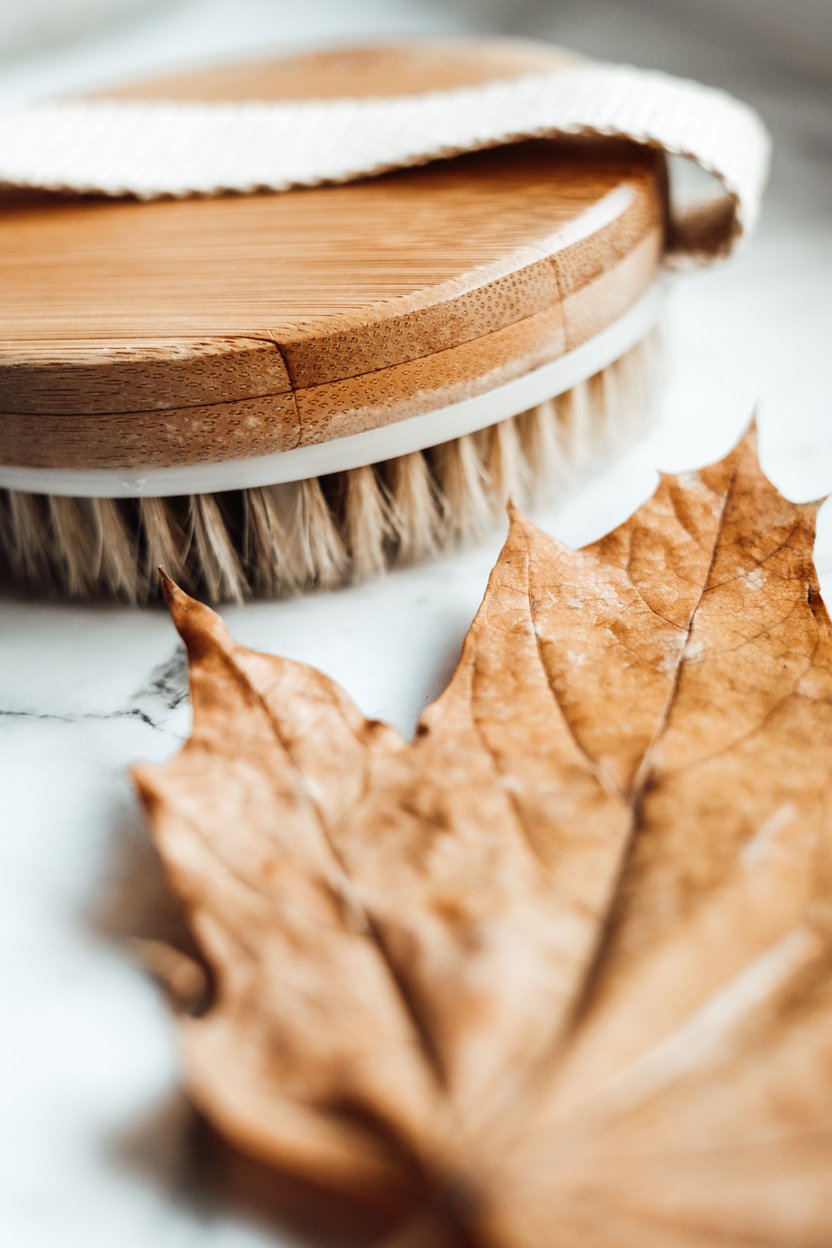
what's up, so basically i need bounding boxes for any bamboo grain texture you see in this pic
[0,42,666,472]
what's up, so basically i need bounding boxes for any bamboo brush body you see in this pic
[0,330,660,602]
[0,39,756,604]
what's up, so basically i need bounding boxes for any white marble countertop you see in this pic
[1,3,830,1246]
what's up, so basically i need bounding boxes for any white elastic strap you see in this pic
[0,61,770,266]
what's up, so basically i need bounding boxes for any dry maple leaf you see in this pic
[135,430,832,1248]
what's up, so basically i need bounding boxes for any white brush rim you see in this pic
[2,281,666,499]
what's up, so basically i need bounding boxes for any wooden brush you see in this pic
[0,39,768,603]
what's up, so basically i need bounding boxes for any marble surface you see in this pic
[1,3,830,1246]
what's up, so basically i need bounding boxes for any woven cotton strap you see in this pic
[0,61,769,267]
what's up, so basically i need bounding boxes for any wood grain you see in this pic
[0,41,666,472]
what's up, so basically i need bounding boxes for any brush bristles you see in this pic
[0,332,660,605]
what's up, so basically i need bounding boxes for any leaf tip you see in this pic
[159,571,234,662]
[734,416,758,458]
[159,567,189,616]
[158,564,175,600]
[506,500,532,537]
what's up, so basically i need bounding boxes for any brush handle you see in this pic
[0,59,768,266]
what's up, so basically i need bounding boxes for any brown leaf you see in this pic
[135,430,832,1246]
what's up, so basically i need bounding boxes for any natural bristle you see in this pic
[0,332,661,605]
